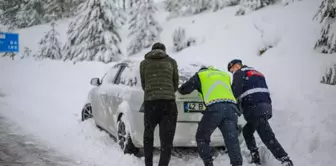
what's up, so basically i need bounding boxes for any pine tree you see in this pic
[36,22,62,60]
[0,24,8,31]
[236,0,275,15]
[237,0,275,14]
[16,0,46,28]
[0,0,85,29]
[1,52,16,60]
[43,0,72,21]
[240,0,266,11]
[164,0,184,17]
[314,0,336,54]
[127,0,162,56]
[213,0,240,11]
[183,0,213,15]
[165,0,240,17]
[0,0,24,29]
[281,0,300,6]
[23,47,32,59]
[172,27,196,52]
[63,0,123,63]
[44,0,86,20]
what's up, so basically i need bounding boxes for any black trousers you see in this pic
[243,104,288,160]
[143,100,178,166]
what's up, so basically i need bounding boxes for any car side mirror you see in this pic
[90,78,101,86]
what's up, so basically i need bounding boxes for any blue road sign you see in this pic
[0,32,19,53]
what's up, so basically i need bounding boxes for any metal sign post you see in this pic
[0,32,19,53]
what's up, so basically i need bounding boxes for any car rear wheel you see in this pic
[81,103,93,121]
[117,116,139,155]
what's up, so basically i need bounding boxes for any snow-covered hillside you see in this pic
[1,0,336,166]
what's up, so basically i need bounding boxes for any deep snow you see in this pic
[0,115,79,166]
[1,0,336,166]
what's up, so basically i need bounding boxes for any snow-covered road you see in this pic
[0,116,79,166]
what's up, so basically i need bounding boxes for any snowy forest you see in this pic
[0,0,335,84]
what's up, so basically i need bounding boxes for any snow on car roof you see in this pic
[110,59,210,86]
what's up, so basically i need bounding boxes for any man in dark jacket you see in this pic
[178,66,242,166]
[228,59,294,166]
[140,43,179,166]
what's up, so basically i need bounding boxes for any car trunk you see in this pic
[175,90,205,122]
[175,90,224,139]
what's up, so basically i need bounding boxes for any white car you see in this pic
[81,60,246,154]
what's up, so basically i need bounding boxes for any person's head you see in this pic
[151,42,166,52]
[227,59,243,73]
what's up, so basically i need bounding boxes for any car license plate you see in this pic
[184,102,206,113]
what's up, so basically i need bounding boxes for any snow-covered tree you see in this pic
[240,0,265,11]
[43,0,86,21]
[16,0,46,28]
[43,0,72,21]
[36,22,62,60]
[314,0,336,54]
[321,64,336,85]
[127,0,162,56]
[164,0,184,18]
[236,0,275,15]
[0,0,25,29]
[0,24,8,31]
[1,0,85,29]
[213,0,240,11]
[165,0,240,18]
[63,0,124,63]
[173,27,196,52]
[281,0,300,6]
[23,47,32,59]
[1,52,16,60]
[183,0,213,15]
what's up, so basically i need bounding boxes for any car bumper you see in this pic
[131,121,244,148]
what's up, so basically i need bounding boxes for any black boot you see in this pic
[250,149,261,165]
[279,156,294,166]
[204,162,213,166]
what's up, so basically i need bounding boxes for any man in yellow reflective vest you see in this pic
[178,66,243,166]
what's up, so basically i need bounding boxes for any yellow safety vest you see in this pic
[197,67,237,106]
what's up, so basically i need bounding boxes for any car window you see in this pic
[116,65,138,87]
[101,65,122,84]
[114,65,126,85]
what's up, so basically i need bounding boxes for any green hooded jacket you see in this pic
[140,49,179,101]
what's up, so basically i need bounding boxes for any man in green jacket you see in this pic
[140,42,179,166]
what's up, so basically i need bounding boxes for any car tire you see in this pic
[81,103,93,121]
[116,116,139,155]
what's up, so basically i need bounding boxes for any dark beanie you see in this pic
[151,42,166,52]
[227,59,242,71]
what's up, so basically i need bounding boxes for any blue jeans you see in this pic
[196,103,242,166]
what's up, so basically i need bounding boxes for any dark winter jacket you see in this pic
[231,65,272,120]
[140,49,179,101]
